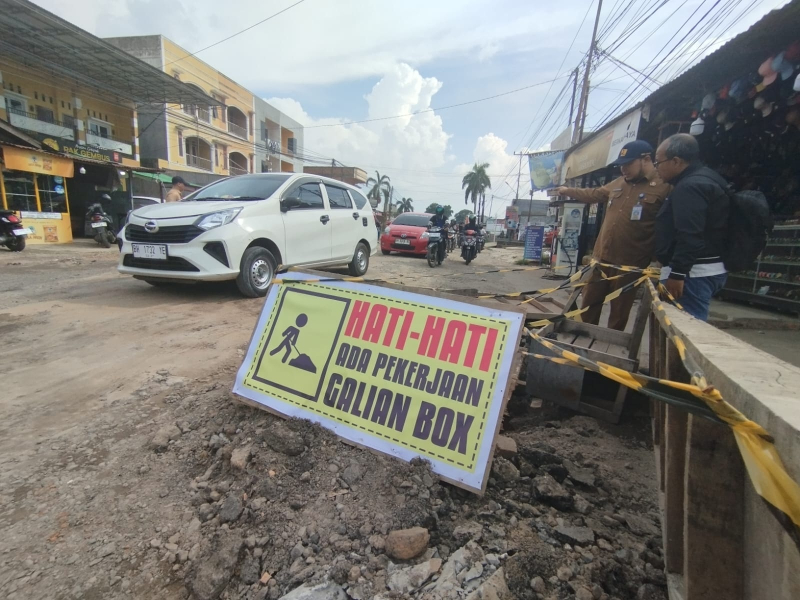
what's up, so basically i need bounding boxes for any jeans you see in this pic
[661,273,727,321]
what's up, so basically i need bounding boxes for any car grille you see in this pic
[126,224,203,244]
[122,254,199,272]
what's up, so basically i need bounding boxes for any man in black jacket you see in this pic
[654,134,729,320]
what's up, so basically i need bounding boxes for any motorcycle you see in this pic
[0,210,31,252]
[425,226,445,268]
[87,203,117,248]
[461,232,478,265]
[446,228,456,253]
[476,228,486,253]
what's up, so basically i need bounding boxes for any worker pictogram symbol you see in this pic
[269,313,317,373]
[253,288,350,401]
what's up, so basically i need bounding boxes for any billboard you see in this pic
[528,150,565,190]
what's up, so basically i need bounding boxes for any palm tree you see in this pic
[396,197,414,214]
[462,162,491,221]
[366,170,392,226]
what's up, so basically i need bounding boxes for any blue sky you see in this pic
[39,0,790,214]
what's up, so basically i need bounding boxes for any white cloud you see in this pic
[268,64,456,212]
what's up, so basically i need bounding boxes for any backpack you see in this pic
[723,189,773,272]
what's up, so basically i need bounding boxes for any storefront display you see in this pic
[0,147,74,244]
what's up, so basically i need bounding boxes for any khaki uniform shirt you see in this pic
[165,187,182,203]
[562,170,671,268]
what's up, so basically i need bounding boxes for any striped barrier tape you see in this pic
[528,317,800,534]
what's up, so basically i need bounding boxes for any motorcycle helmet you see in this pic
[468,214,477,224]
[435,205,444,215]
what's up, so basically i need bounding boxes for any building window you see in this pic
[36,106,54,123]
[63,114,75,129]
[37,175,67,213]
[3,170,38,211]
[34,92,38,100]
[61,100,65,108]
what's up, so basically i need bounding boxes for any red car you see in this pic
[380,212,433,255]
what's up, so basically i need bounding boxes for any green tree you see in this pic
[461,162,491,221]
[454,208,472,224]
[424,203,453,220]
[396,197,414,213]
[365,171,391,226]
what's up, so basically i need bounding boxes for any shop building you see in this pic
[107,36,303,181]
[254,97,304,174]
[560,1,800,316]
[0,0,216,244]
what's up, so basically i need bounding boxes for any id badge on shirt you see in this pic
[631,203,643,221]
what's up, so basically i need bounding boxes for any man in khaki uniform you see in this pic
[165,176,186,202]
[554,140,671,330]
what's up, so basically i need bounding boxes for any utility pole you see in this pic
[572,0,603,144]
[568,67,579,127]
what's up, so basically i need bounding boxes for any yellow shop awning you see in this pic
[2,146,74,178]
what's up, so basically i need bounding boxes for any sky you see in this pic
[34,0,790,216]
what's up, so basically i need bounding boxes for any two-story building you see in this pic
[107,36,304,184]
[0,0,215,243]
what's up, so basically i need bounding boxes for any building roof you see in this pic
[643,0,800,108]
[0,0,220,107]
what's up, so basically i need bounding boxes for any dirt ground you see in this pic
[0,242,665,600]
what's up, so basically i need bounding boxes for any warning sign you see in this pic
[234,274,524,493]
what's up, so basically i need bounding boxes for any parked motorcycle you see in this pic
[0,210,31,252]
[426,226,445,268]
[476,228,486,253]
[87,203,117,248]
[461,232,478,265]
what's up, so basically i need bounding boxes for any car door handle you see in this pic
[320,215,330,224]
[352,212,360,220]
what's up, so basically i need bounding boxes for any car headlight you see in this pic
[195,208,242,231]
[420,231,429,239]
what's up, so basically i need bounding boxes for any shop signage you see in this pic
[234,275,524,493]
[2,147,74,177]
[555,203,584,271]
[563,108,642,179]
[528,150,565,190]
[37,135,123,163]
[21,211,62,220]
[523,225,545,261]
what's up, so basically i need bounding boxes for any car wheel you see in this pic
[381,249,390,256]
[348,242,370,277]
[236,246,277,298]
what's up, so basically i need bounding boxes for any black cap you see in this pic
[172,176,187,185]
[610,140,654,166]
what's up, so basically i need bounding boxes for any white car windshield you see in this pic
[188,174,292,201]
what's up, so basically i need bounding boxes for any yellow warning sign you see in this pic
[234,274,525,493]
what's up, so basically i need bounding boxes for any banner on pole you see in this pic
[528,150,565,190]
[234,275,524,493]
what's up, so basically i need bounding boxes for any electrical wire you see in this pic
[163,0,309,68]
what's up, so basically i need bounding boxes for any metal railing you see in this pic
[186,154,213,171]
[227,121,248,139]
[7,107,73,129]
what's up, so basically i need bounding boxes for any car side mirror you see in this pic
[281,197,301,212]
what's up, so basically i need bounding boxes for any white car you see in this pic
[117,174,377,297]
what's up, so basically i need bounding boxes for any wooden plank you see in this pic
[590,339,611,354]
[560,319,631,347]
[627,296,651,361]
[571,334,594,349]
[664,340,689,575]
[557,332,579,345]
[548,340,637,370]
[683,416,744,600]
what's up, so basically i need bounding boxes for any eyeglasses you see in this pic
[653,157,670,168]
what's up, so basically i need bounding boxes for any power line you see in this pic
[163,0,309,68]
[295,74,571,130]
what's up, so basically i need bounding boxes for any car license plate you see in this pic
[395,239,411,245]
[91,222,107,228]
[12,228,32,236]
[132,243,168,260]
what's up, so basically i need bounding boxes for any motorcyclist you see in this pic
[463,214,480,235]
[428,205,448,263]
